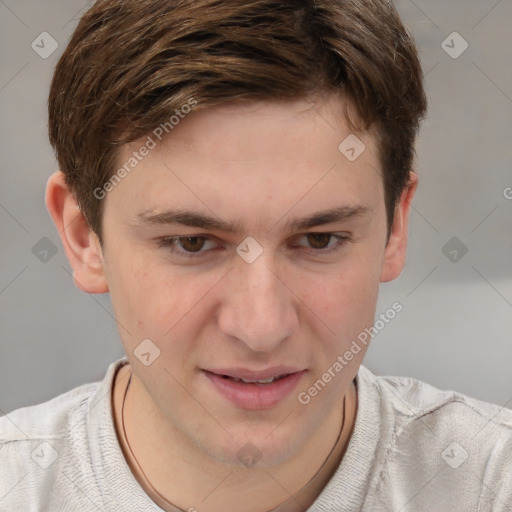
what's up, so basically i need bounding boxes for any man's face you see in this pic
[99,95,394,467]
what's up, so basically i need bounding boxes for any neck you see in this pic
[112,363,357,512]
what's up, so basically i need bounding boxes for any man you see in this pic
[1,0,510,510]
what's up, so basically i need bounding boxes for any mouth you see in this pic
[217,373,291,385]
[202,368,306,410]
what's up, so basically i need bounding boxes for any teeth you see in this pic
[232,374,288,384]
[219,373,289,384]
[240,377,276,384]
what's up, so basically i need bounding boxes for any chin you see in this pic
[199,424,306,469]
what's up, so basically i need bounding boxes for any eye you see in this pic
[157,236,218,258]
[293,233,350,254]
[157,232,350,260]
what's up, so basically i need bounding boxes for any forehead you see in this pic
[123,93,378,163]
[108,94,383,223]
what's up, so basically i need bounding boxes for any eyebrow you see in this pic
[134,205,370,234]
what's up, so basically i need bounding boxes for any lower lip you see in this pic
[203,370,305,410]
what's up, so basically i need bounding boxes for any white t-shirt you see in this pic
[1,357,511,511]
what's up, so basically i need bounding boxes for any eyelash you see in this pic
[157,233,350,259]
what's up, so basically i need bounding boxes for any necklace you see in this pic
[120,368,349,512]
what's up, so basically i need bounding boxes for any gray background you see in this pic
[0,0,511,415]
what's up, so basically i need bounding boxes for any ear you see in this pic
[45,171,109,294]
[379,171,418,283]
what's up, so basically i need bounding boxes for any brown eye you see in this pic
[178,236,206,252]
[158,235,216,257]
[306,233,332,249]
[293,233,350,255]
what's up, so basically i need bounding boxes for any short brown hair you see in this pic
[48,0,427,246]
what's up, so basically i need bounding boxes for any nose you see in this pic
[217,251,298,353]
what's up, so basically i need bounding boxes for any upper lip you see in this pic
[204,366,305,381]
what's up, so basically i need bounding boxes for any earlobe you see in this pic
[45,171,109,294]
[379,171,418,283]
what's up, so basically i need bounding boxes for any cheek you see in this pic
[296,254,381,344]
[109,251,224,354]
[105,251,185,340]
[330,267,377,305]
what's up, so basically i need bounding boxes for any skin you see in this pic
[45,92,417,512]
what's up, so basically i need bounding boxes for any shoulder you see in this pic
[0,380,99,443]
[358,365,512,434]
[0,358,127,510]
[357,366,512,510]
[0,358,128,443]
